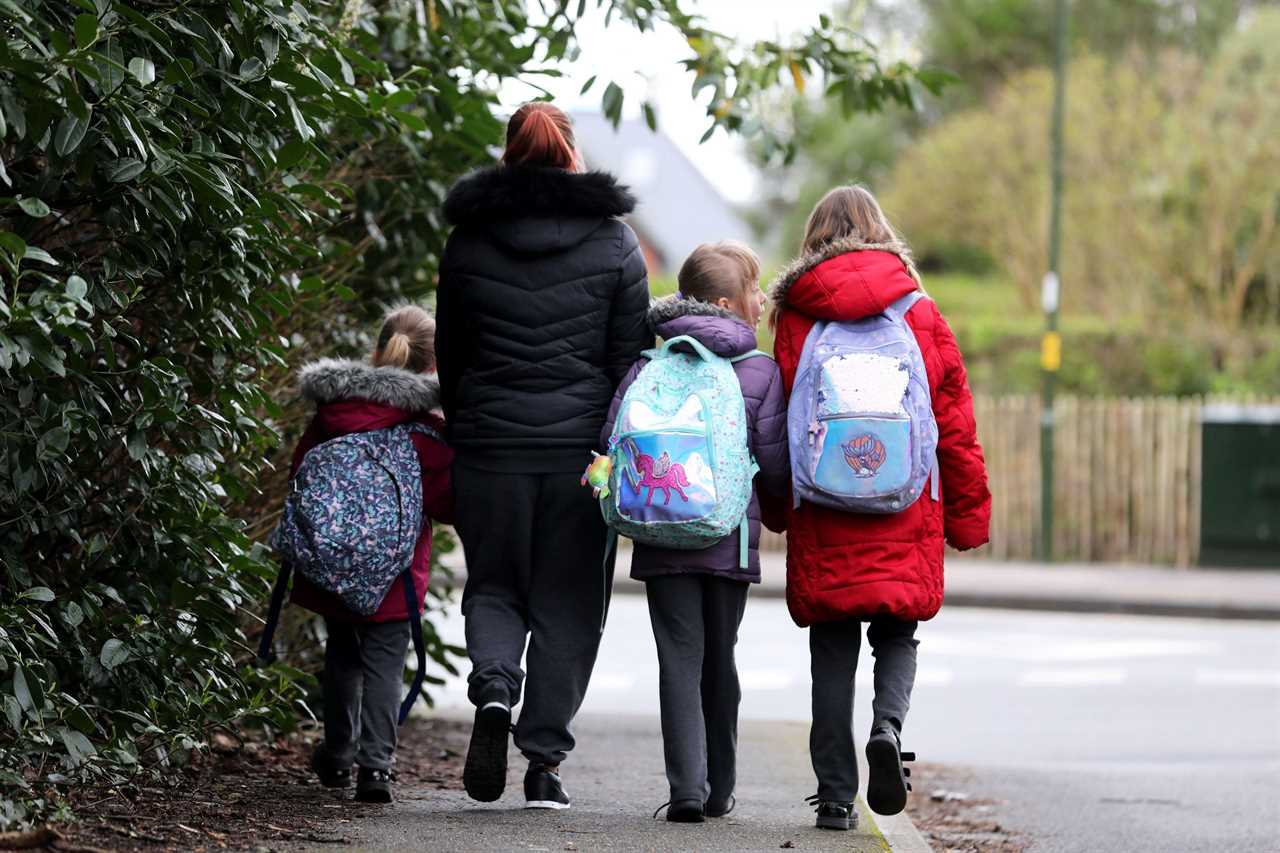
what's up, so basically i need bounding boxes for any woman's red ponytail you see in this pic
[503,102,577,170]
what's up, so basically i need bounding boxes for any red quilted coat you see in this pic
[287,359,455,623]
[769,240,991,626]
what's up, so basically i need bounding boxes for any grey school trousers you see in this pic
[320,618,411,772]
[810,615,919,802]
[453,463,613,767]
[645,574,750,804]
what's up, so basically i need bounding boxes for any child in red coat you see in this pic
[769,186,990,829]
[288,305,454,803]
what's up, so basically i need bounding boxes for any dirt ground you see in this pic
[906,762,1029,853]
[30,717,468,853]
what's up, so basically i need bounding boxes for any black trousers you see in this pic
[453,462,613,767]
[645,574,749,804]
[810,615,919,802]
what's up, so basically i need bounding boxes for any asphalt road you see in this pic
[424,586,1280,853]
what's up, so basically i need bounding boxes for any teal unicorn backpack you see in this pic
[601,335,761,567]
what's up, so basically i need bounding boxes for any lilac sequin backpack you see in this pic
[788,291,939,514]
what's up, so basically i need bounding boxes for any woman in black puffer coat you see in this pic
[436,102,650,809]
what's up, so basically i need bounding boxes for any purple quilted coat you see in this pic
[601,295,789,583]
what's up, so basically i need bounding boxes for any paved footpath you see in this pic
[332,713,912,853]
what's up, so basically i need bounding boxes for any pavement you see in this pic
[416,587,1280,852]
[440,545,1280,621]
[331,713,927,852]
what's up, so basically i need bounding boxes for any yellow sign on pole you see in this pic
[1041,331,1062,372]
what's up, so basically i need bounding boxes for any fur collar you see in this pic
[646,293,744,332]
[767,237,923,309]
[444,165,636,226]
[299,359,440,412]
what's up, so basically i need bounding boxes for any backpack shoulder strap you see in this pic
[656,334,720,364]
[256,561,293,664]
[404,421,443,443]
[885,290,928,321]
[729,349,771,364]
[398,568,427,725]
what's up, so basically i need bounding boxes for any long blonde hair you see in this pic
[801,184,900,253]
[372,305,436,373]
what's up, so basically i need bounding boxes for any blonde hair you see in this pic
[372,305,436,373]
[677,240,762,304]
[801,184,900,254]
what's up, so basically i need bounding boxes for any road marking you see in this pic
[1194,669,1280,687]
[1018,667,1128,687]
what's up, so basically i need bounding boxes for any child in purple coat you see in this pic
[601,241,789,823]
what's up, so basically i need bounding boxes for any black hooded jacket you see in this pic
[436,165,652,472]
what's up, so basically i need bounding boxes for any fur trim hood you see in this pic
[443,165,636,226]
[767,237,923,309]
[299,359,440,413]
[645,294,758,358]
[646,293,744,332]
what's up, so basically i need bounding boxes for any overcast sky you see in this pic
[497,1,845,204]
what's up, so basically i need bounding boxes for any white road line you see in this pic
[1194,669,1280,687]
[1018,667,1129,687]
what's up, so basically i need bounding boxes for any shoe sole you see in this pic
[525,800,571,810]
[865,737,909,816]
[815,814,851,831]
[463,705,510,803]
[354,788,392,804]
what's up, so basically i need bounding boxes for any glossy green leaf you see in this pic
[17,197,50,217]
[53,112,90,156]
[128,56,155,86]
[99,639,129,669]
[74,13,98,49]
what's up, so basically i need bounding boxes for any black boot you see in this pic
[807,795,857,831]
[654,799,705,823]
[355,767,392,803]
[865,722,914,816]
[310,745,351,789]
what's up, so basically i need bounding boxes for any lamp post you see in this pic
[1039,0,1067,562]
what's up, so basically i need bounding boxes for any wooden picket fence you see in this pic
[760,395,1279,566]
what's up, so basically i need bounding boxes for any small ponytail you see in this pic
[503,102,577,170]
[373,305,436,373]
[377,332,412,369]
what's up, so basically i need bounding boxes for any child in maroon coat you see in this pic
[289,306,454,803]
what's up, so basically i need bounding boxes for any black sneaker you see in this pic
[807,795,857,831]
[865,723,915,816]
[310,745,351,789]
[524,763,570,810]
[355,767,392,803]
[463,702,511,803]
[705,793,735,818]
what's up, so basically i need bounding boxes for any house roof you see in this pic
[571,112,753,271]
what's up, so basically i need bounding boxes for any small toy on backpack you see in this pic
[581,451,613,499]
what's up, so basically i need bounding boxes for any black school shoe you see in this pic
[355,767,392,803]
[310,745,351,789]
[463,702,511,803]
[807,795,857,831]
[865,723,915,816]
[524,763,571,810]
[705,794,735,818]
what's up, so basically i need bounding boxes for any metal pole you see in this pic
[1039,0,1067,562]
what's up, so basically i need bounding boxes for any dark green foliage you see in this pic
[0,0,918,828]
